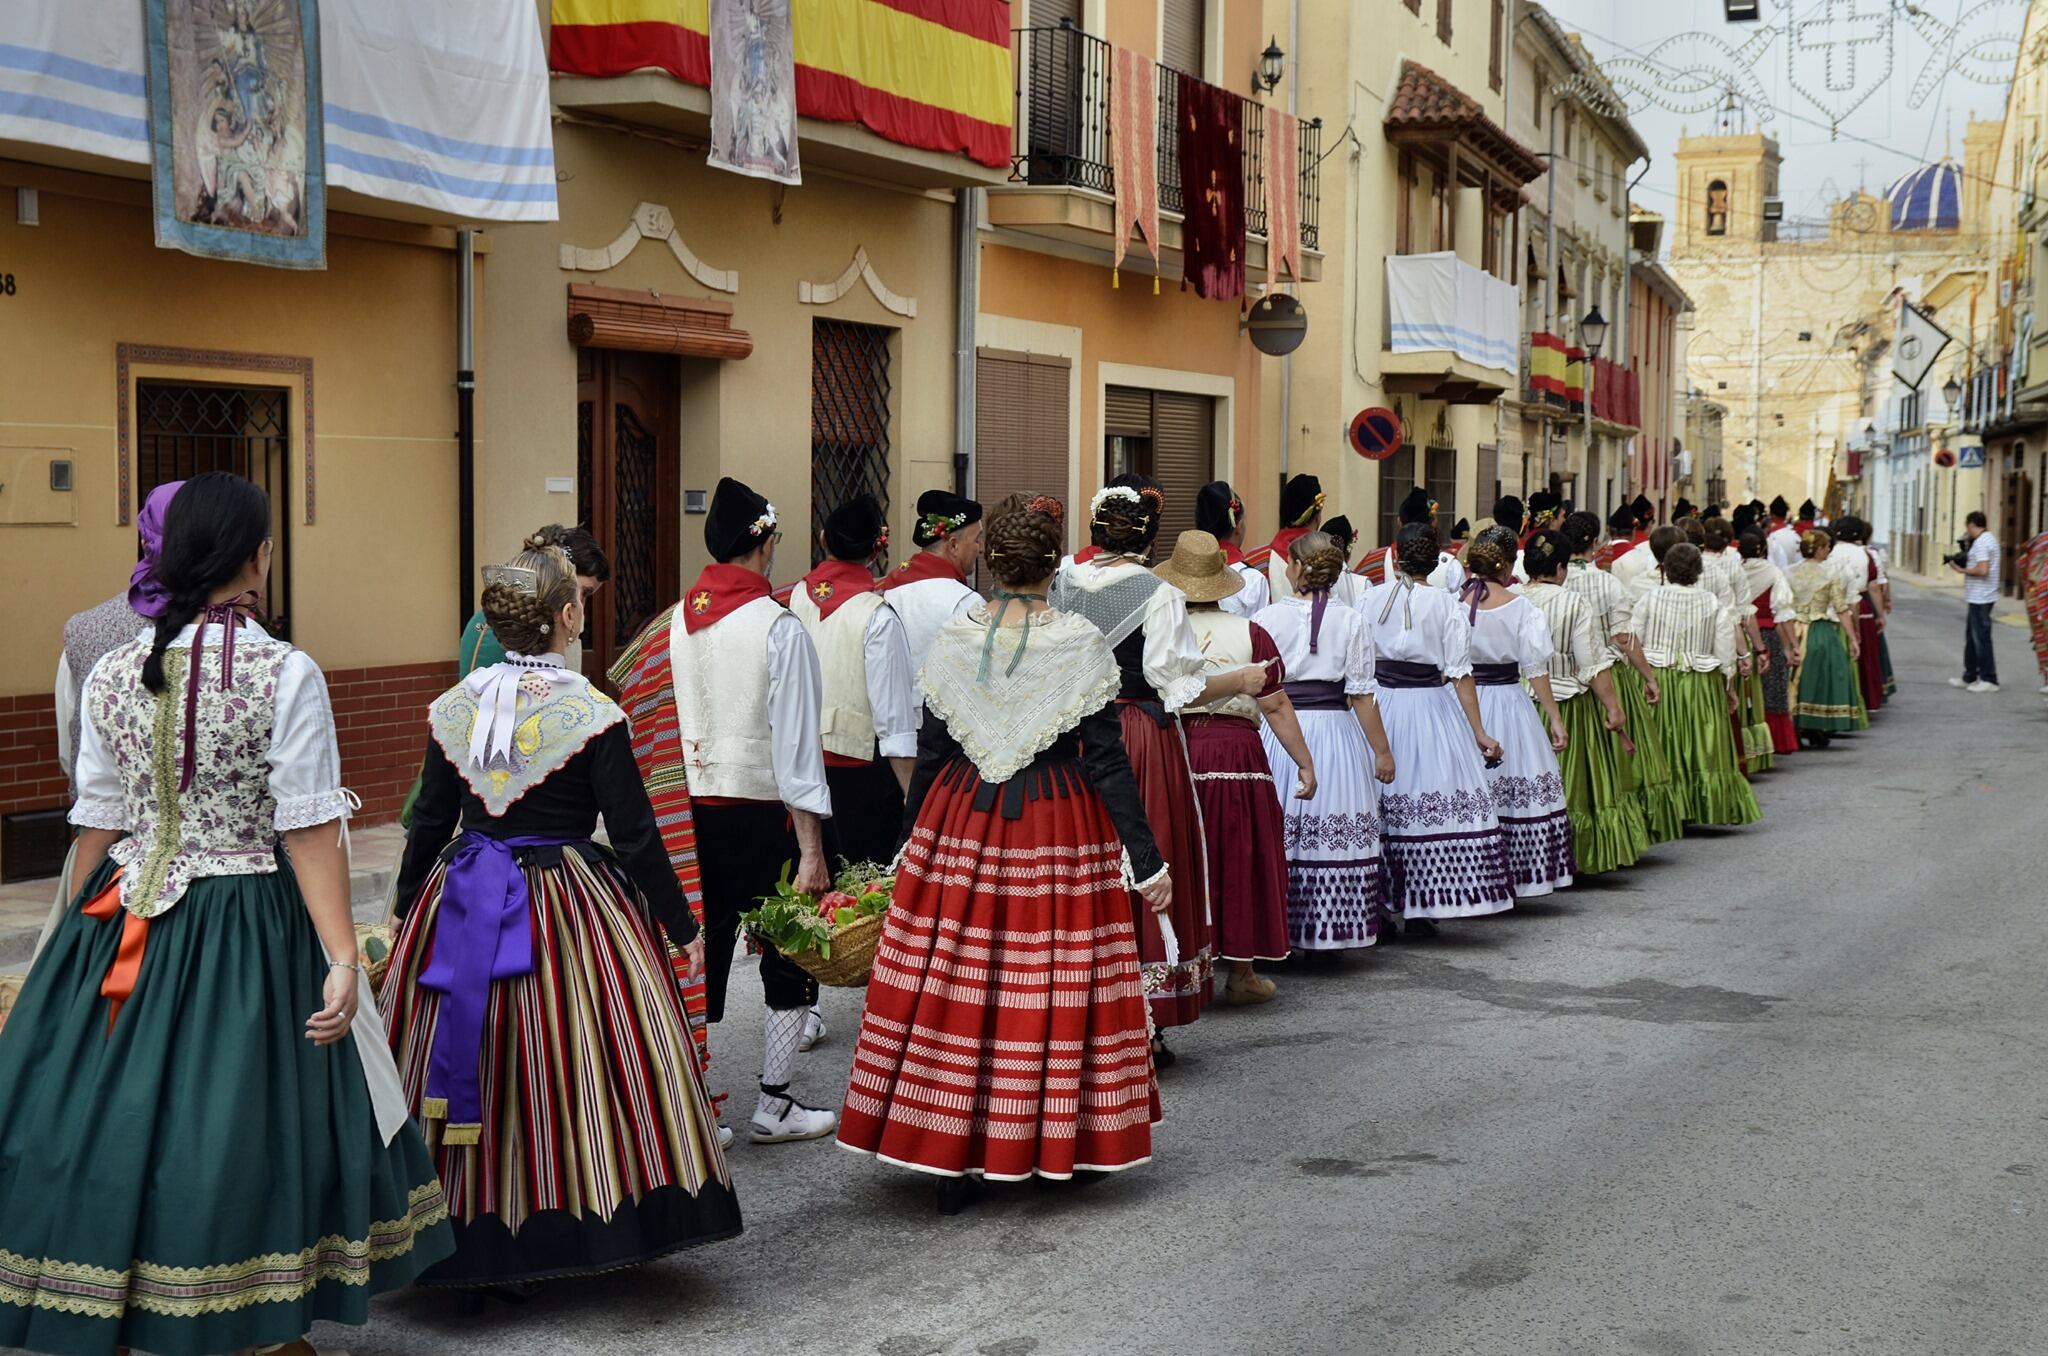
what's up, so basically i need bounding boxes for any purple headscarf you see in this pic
[127,480,185,619]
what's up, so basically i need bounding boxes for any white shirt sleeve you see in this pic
[1142,586,1208,712]
[1221,567,1270,618]
[1429,553,1468,592]
[766,611,834,817]
[270,649,354,833]
[864,603,919,760]
[1712,602,1738,676]
[1440,595,1474,680]
[67,655,125,830]
[1570,597,1612,681]
[1344,613,1376,696]
[1770,569,1796,624]
[1518,601,1555,677]
[54,651,75,787]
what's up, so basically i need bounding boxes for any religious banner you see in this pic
[1109,45,1158,289]
[1178,72,1244,301]
[1264,105,1300,288]
[145,0,325,268]
[1893,297,1952,391]
[709,0,800,184]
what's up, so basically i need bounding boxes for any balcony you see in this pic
[1382,253,1520,404]
[992,25,1323,282]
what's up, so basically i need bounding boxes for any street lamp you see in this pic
[1580,306,1609,357]
[1863,421,1877,445]
[1253,38,1284,96]
[1942,375,1963,408]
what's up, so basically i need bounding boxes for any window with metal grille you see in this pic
[135,380,291,637]
[1426,445,1458,540]
[1376,444,1417,551]
[1103,385,1213,551]
[811,320,894,567]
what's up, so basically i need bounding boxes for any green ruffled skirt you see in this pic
[1794,619,1868,733]
[1659,668,1762,828]
[1736,665,1774,775]
[0,857,452,1356]
[1613,664,1684,843]
[1548,690,1650,875]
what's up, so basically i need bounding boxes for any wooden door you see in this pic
[577,349,680,684]
[2003,460,2032,597]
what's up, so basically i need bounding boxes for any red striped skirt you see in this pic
[1184,714,1289,962]
[837,779,1160,1180]
[380,845,739,1284]
[1119,704,1214,1027]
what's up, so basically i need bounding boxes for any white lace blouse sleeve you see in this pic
[1439,594,1474,680]
[54,650,76,788]
[1518,600,1555,677]
[1344,612,1376,696]
[67,654,126,831]
[1142,585,1208,712]
[269,649,353,832]
[865,603,919,760]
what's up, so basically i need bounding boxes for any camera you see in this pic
[1943,537,1971,569]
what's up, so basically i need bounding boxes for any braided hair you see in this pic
[141,473,270,693]
[1799,529,1833,560]
[1560,510,1603,556]
[1466,536,1514,583]
[984,495,1064,589]
[1090,474,1165,557]
[1288,530,1345,593]
[481,533,580,655]
[1524,529,1573,581]
[1394,522,1442,579]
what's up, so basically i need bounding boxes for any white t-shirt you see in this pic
[1965,531,2002,604]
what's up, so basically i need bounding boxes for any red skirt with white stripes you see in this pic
[837,771,1161,1180]
[380,845,740,1285]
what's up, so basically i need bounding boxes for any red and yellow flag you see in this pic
[550,0,1014,168]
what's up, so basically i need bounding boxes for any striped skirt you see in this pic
[838,772,1160,1180]
[380,844,740,1286]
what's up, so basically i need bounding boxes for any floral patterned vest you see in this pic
[88,634,292,919]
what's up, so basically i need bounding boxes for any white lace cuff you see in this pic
[274,788,353,833]
[1156,671,1206,714]
[68,797,126,831]
[1120,847,1169,891]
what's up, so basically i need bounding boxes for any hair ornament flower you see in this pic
[749,503,779,537]
[1026,494,1066,527]
[1089,485,1144,517]
[921,509,969,540]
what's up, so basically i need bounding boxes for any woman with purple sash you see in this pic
[382,534,739,1288]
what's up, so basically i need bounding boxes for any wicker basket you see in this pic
[784,910,886,988]
[355,921,395,996]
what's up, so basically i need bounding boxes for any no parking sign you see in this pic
[1349,407,1402,461]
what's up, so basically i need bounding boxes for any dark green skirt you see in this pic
[1549,690,1651,875]
[1659,668,1762,828]
[1613,664,1685,843]
[0,857,452,1356]
[1795,620,1868,733]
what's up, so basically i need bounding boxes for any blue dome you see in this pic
[1886,162,1961,232]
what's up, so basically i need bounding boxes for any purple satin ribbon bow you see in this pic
[127,480,185,620]
[1307,586,1331,654]
[1459,576,1491,624]
[178,593,258,794]
[417,833,577,1135]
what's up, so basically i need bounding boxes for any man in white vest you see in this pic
[669,477,838,1143]
[876,487,982,680]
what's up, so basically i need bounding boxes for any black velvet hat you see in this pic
[1527,490,1561,521]
[1280,474,1324,528]
[1452,517,1470,539]
[1195,481,1242,538]
[1798,498,1817,520]
[1609,502,1636,533]
[1322,514,1358,554]
[912,489,982,547]
[823,493,885,560]
[1398,487,1435,526]
[1492,495,1525,531]
[1769,495,1790,518]
[705,477,776,561]
[1631,493,1654,526]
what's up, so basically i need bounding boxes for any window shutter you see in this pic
[974,350,1072,550]
[1489,0,1503,90]
[1476,442,1500,522]
[1162,0,1204,76]
[1426,446,1458,540]
[1105,385,1154,437]
[1438,0,1453,45]
[1031,0,1080,26]
[1375,445,1417,550]
[1150,391,1215,549]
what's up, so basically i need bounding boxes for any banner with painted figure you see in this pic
[709,0,799,185]
[146,0,326,268]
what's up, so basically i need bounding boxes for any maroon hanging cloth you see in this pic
[1177,73,1244,301]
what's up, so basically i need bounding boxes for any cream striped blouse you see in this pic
[1628,583,1736,676]
[1522,581,1612,699]
[1563,559,1638,658]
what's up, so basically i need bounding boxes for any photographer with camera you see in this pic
[1946,511,2001,693]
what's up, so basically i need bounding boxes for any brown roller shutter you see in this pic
[975,348,1071,526]
[1104,385,1153,437]
[1375,445,1417,550]
[1162,0,1204,75]
[1030,0,1080,27]
[1150,390,1214,549]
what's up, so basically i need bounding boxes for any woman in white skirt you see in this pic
[1462,528,1574,897]
[1357,523,1512,932]
[1253,531,1396,952]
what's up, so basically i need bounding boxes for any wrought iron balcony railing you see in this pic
[1010,24,1321,252]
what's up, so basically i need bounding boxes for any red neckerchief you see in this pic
[1794,519,1815,534]
[1630,529,1650,545]
[681,563,774,633]
[1267,527,1309,562]
[1071,545,1104,565]
[877,549,965,594]
[1219,543,1246,567]
[1769,517,1788,532]
[1594,540,1631,570]
[799,560,877,621]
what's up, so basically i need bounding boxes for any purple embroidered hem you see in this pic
[1498,807,1576,898]
[1382,825,1514,920]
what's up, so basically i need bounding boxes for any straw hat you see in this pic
[1152,530,1243,604]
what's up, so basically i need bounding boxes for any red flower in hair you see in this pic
[1027,494,1066,527]
[1138,486,1166,515]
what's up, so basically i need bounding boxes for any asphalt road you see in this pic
[334,582,2047,1356]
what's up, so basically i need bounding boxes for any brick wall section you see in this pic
[329,662,459,824]
[0,694,66,822]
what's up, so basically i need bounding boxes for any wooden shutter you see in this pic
[1426,446,1458,540]
[974,348,1071,524]
[1489,0,1503,90]
[1162,0,1204,76]
[1438,0,1453,45]
[1030,0,1080,26]
[1476,442,1500,523]
[1150,391,1214,550]
[1376,445,1417,550]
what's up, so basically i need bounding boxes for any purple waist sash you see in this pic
[417,832,578,1140]
[1375,660,1445,688]
[1283,679,1349,710]
[1471,662,1521,686]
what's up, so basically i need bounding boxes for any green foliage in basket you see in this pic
[741,860,894,959]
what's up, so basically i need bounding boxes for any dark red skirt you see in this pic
[1856,613,1885,711]
[1119,703,1214,1028]
[1183,715,1289,963]
[837,776,1159,1180]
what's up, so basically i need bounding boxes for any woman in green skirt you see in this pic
[0,473,451,1356]
[1523,529,1650,874]
[1628,544,1762,828]
[1562,513,1683,844]
[1785,529,1867,748]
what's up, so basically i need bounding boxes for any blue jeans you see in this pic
[1964,601,1998,684]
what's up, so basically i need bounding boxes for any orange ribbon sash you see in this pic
[79,872,147,1034]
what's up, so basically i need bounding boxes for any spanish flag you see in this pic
[550,0,1014,169]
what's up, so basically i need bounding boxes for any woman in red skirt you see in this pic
[1157,530,1316,1004]
[839,496,1175,1213]
[1048,476,1270,1062]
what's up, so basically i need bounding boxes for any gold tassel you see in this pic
[421,1096,448,1120]
[1153,272,1161,294]
[1113,266,1121,289]
[443,1123,482,1147]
